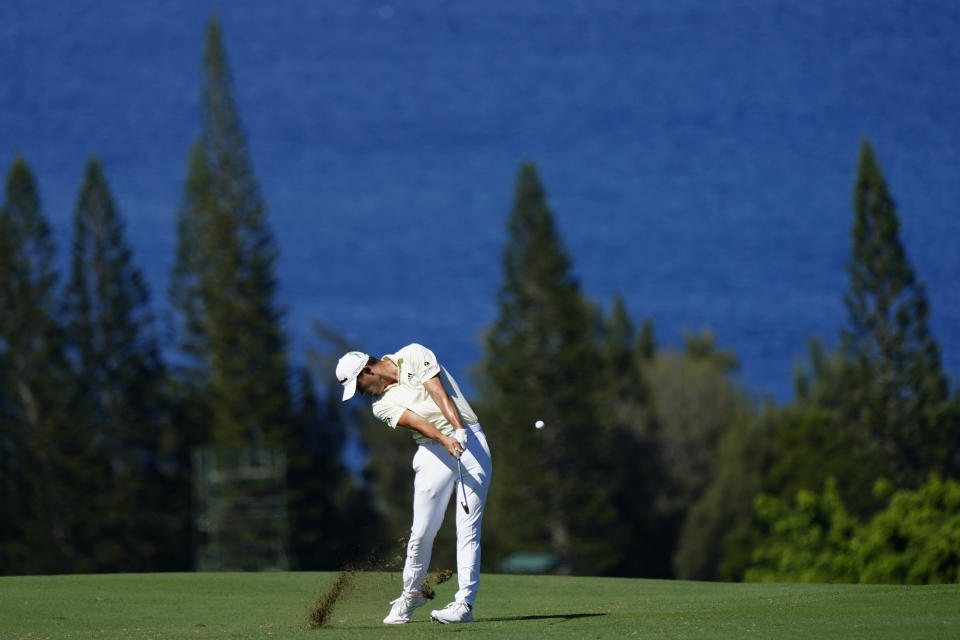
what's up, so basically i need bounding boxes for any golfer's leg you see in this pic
[454,424,492,606]
[402,444,455,597]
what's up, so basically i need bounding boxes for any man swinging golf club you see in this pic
[336,344,493,624]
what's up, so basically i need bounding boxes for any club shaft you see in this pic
[457,458,469,514]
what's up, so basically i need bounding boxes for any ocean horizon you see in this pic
[3,0,958,402]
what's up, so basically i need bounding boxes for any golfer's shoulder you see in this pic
[410,344,442,377]
[396,342,431,357]
[395,343,438,368]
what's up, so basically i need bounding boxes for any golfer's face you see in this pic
[355,368,379,396]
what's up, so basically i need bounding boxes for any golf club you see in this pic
[457,457,469,514]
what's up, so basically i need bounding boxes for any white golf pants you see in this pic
[401,422,492,607]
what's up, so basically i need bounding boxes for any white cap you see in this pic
[336,351,370,401]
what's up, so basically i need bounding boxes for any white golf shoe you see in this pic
[430,600,473,624]
[382,594,428,624]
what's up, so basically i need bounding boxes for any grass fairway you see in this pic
[1,571,957,639]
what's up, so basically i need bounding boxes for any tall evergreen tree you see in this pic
[761,140,958,527]
[168,18,379,571]
[62,157,188,570]
[170,17,293,446]
[842,139,953,481]
[596,297,665,576]
[286,366,383,568]
[770,340,888,515]
[304,327,411,567]
[477,163,632,575]
[0,158,91,573]
[600,296,643,403]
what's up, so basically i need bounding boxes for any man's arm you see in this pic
[396,408,462,458]
[423,375,467,433]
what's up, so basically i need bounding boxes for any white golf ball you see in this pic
[535,420,545,429]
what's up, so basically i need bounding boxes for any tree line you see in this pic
[2,17,958,581]
[475,150,959,584]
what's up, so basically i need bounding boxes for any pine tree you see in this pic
[304,327,409,567]
[596,297,666,576]
[598,297,654,440]
[286,366,383,568]
[765,140,958,523]
[842,139,952,481]
[0,158,90,573]
[771,339,889,515]
[171,17,293,446]
[635,318,657,362]
[477,163,630,575]
[62,157,187,570]
[0,158,59,432]
[600,296,641,401]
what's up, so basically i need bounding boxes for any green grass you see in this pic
[1,571,957,639]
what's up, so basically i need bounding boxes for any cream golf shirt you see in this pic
[372,343,479,444]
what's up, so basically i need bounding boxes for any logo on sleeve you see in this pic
[407,372,415,382]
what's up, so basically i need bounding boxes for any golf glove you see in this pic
[453,429,468,448]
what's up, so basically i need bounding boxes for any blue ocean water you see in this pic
[2,0,958,402]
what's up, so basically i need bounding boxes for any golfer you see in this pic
[336,343,493,624]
